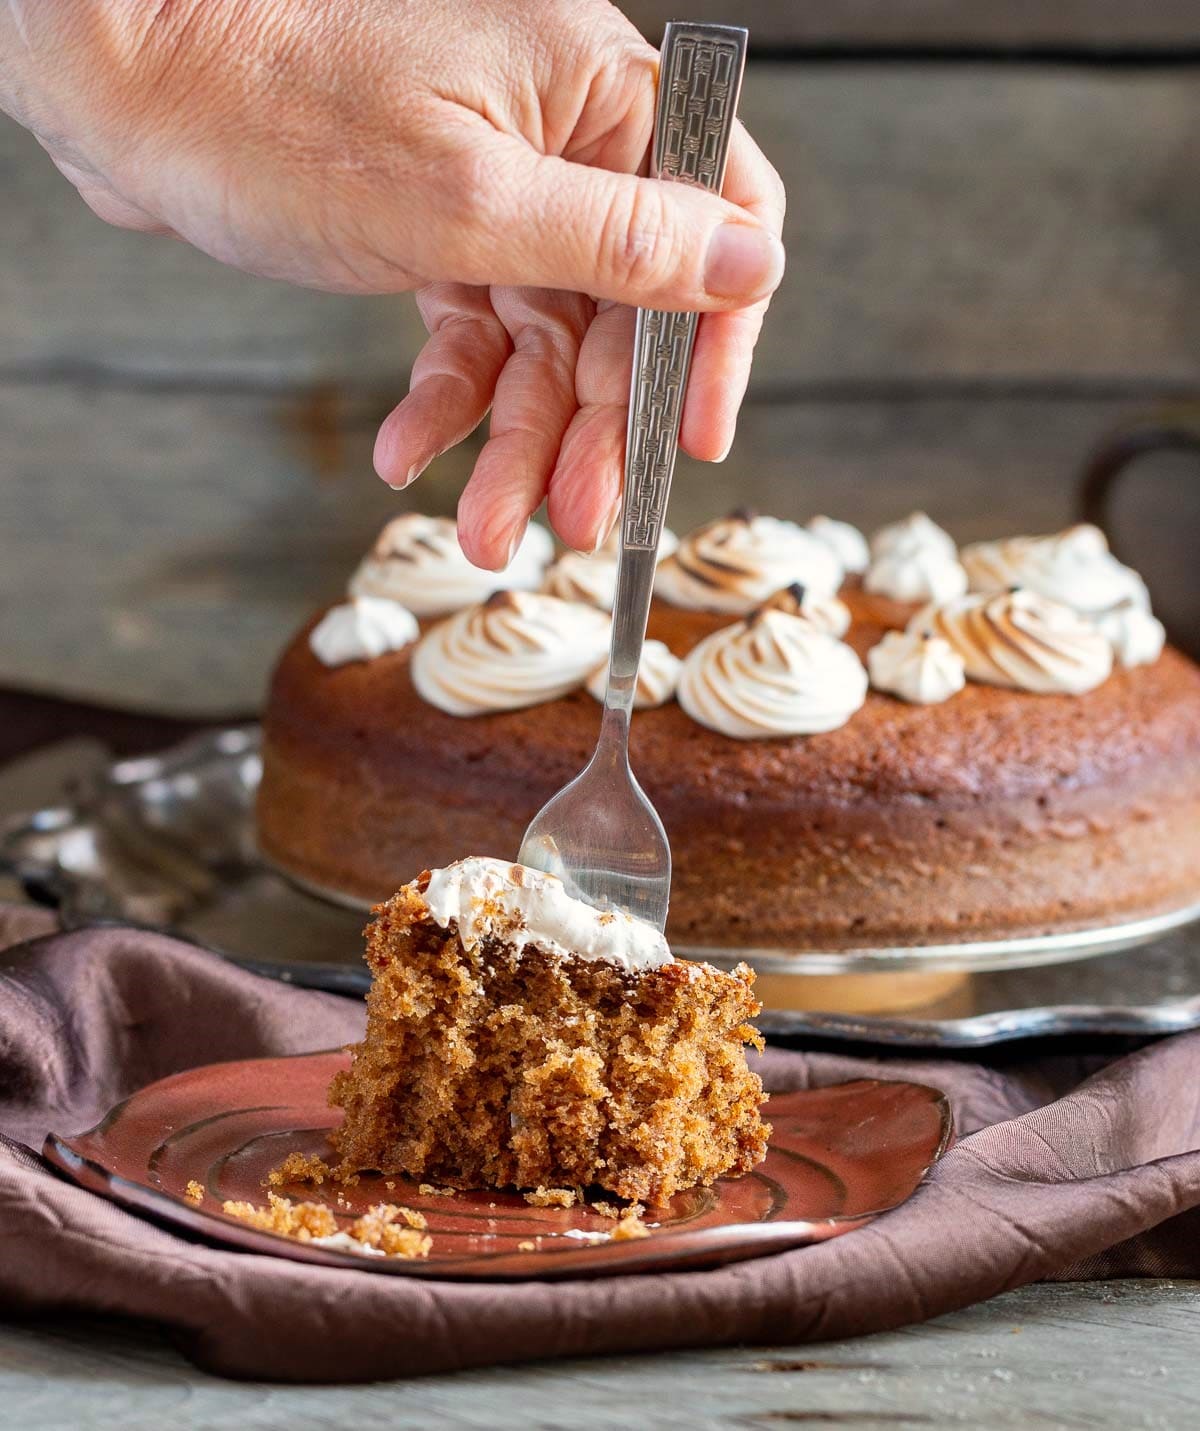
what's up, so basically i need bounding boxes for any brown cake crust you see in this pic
[328,884,769,1204]
[259,590,1200,948]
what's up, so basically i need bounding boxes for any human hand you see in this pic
[1,0,784,568]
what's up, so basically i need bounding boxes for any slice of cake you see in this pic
[329,858,769,1204]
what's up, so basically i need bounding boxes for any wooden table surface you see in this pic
[3,1280,1199,1429]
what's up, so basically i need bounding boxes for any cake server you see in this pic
[519,21,748,930]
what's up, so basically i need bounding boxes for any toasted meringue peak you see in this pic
[586,640,681,709]
[677,609,867,738]
[960,523,1150,616]
[867,628,966,705]
[349,514,553,616]
[910,589,1113,695]
[411,590,610,716]
[655,511,843,614]
[308,597,419,667]
[1094,600,1166,669]
[756,582,852,638]
[864,512,967,603]
[805,515,869,574]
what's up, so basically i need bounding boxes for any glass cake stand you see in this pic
[3,724,1199,1048]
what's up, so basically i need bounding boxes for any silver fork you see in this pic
[519,21,748,930]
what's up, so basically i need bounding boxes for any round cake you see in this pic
[257,509,1200,951]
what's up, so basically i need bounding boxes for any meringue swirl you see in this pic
[806,515,869,574]
[422,857,671,972]
[1094,600,1166,669]
[865,544,968,603]
[960,524,1150,616]
[870,511,958,562]
[910,589,1113,695]
[655,511,843,614]
[867,628,965,705]
[349,514,553,616]
[309,596,419,667]
[541,525,679,610]
[757,582,852,638]
[865,512,967,603]
[677,609,868,738]
[586,640,681,709]
[411,591,611,716]
[541,550,618,610]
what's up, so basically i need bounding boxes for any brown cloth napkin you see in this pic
[2,905,1199,1384]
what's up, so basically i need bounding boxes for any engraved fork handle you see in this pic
[603,22,749,728]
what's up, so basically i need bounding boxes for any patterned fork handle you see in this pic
[620,23,748,555]
[605,23,748,709]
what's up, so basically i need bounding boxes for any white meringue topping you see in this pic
[541,550,619,611]
[411,591,611,716]
[870,512,958,562]
[806,515,870,574]
[677,609,868,738]
[865,512,967,603]
[586,640,681,709]
[542,526,679,610]
[910,589,1113,695]
[308,597,419,667]
[655,511,843,614]
[1094,600,1166,668]
[421,857,672,973]
[349,514,553,616]
[865,546,969,604]
[960,524,1150,616]
[757,582,852,638]
[867,628,966,705]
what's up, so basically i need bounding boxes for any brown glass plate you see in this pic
[44,1052,952,1280]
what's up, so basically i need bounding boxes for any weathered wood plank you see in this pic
[4,63,1200,388]
[1,1280,1198,1429]
[624,1,1200,51]
[2,382,1193,714]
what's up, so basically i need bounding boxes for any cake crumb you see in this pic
[223,1191,337,1240]
[524,1186,578,1209]
[590,1200,644,1220]
[222,1193,431,1259]
[419,1183,456,1197]
[267,1152,361,1188]
[385,1180,396,1190]
[517,1240,536,1251]
[267,1151,332,1187]
[184,1180,204,1204]
[351,1203,432,1259]
[611,1207,651,1241]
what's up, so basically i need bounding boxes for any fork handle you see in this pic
[605,22,748,716]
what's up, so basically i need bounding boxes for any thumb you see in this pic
[427,135,785,312]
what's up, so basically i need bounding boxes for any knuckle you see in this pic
[600,182,681,294]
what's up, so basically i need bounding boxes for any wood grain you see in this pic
[5,62,1200,388]
[0,1280,1197,1428]
[4,381,1194,712]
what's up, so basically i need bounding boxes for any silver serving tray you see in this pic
[3,725,1199,1048]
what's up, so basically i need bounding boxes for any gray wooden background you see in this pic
[2,3,1198,715]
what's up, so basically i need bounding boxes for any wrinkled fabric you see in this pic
[0,909,1198,1383]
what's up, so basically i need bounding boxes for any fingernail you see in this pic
[503,527,524,568]
[715,435,734,463]
[401,458,430,490]
[591,498,622,553]
[704,225,785,300]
